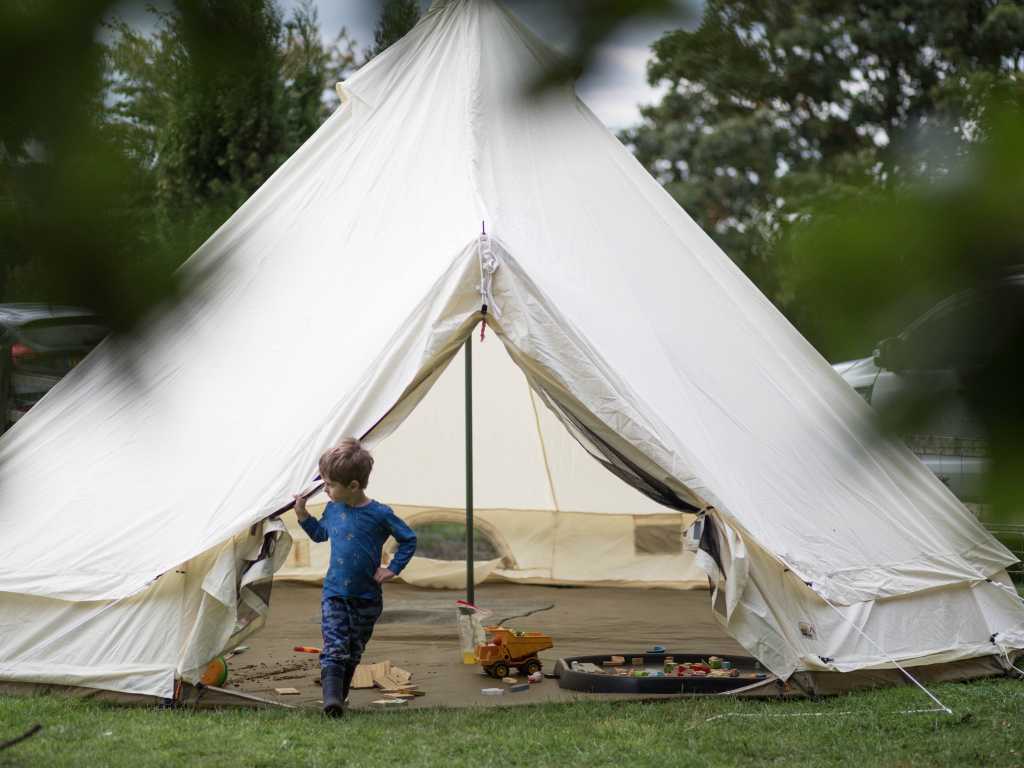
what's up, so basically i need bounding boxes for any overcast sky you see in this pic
[284,0,692,130]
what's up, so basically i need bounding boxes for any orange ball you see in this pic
[200,655,229,686]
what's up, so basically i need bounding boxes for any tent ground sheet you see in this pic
[223,581,743,710]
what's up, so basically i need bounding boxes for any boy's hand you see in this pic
[374,567,396,585]
[293,494,309,520]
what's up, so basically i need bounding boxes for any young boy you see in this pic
[294,438,417,717]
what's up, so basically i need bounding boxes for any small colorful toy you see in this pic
[475,626,554,679]
[199,655,229,686]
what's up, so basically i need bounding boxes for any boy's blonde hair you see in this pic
[319,438,374,489]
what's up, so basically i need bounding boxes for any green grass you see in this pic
[2,679,1023,767]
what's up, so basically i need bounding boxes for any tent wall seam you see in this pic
[528,385,562,574]
[528,388,561,514]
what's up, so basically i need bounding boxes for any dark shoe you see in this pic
[321,668,345,718]
[342,664,357,705]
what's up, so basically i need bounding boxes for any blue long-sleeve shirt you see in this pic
[298,499,417,600]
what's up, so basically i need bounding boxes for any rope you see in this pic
[495,603,555,627]
[477,226,500,319]
[819,594,953,715]
[691,708,946,730]
[0,724,42,751]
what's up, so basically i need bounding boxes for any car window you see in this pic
[900,297,978,371]
[18,320,107,350]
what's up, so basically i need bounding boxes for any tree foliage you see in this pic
[783,101,1024,520]
[0,0,184,333]
[0,0,357,328]
[105,0,357,257]
[624,0,1024,300]
[518,0,689,93]
[372,0,421,57]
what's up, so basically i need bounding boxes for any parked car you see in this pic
[833,277,1024,573]
[0,304,108,433]
[832,273,1022,505]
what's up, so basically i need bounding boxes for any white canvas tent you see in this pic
[277,331,709,591]
[1,0,1023,700]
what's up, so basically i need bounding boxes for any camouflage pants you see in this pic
[320,595,383,674]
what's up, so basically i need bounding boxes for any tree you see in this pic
[781,100,1024,522]
[372,0,421,57]
[0,0,189,334]
[104,0,357,258]
[284,2,359,130]
[623,0,1024,300]
[0,0,358,329]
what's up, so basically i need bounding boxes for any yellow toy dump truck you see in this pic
[475,626,554,678]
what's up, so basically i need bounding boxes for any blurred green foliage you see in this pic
[624,0,1024,298]
[104,0,358,277]
[0,0,180,335]
[782,102,1024,521]
[541,0,691,91]
[0,0,356,336]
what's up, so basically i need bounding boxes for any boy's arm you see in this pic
[383,510,417,576]
[294,494,329,543]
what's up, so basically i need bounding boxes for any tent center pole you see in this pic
[465,335,475,605]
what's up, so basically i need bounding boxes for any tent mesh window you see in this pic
[633,515,684,555]
[409,522,500,561]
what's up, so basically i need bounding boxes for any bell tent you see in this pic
[1,0,1022,700]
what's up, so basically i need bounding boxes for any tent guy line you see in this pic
[692,708,950,730]
[820,594,952,715]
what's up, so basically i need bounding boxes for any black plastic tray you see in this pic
[556,652,762,694]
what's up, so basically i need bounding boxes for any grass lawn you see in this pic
[2,679,1022,767]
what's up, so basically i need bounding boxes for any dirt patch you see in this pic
[224,580,741,711]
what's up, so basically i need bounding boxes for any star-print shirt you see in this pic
[298,500,417,599]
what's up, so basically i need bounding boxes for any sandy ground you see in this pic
[223,580,746,711]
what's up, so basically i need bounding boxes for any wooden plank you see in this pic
[351,664,376,690]
[369,661,393,687]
